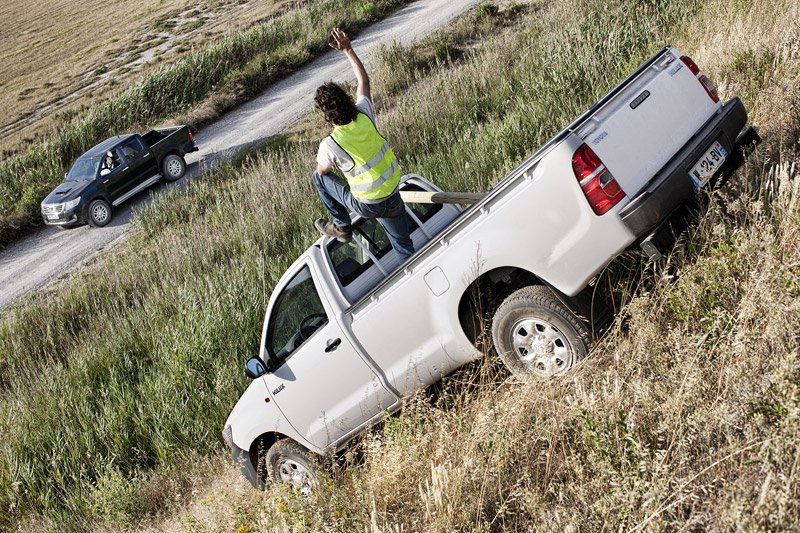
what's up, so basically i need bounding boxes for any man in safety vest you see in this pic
[312,28,414,262]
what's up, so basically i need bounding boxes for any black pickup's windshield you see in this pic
[66,157,100,182]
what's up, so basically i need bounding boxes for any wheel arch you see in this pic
[247,431,288,489]
[157,149,182,169]
[457,266,545,346]
[83,192,112,212]
[456,265,611,347]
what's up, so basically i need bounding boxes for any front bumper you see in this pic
[619,97,749,236]
[42,211,79,226]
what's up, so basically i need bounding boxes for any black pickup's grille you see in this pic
[42,204,64,216]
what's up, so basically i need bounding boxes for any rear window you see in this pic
[327,192,442,287]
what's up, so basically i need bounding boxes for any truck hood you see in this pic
[43,180,91,204]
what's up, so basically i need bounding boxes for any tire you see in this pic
[491,285,590,379]
[87,199,112,227]
[265,440,319,495]
[161,153,186,181]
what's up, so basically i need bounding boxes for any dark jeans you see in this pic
[312,171,414,262]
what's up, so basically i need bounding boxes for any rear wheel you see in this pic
[265,440,319,495]
[491,285,590,379]
[87,199,112,227]
[161,154,186,181]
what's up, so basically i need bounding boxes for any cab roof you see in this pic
[80,135,135,158]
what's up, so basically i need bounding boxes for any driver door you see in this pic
[261,263,397,449]
[100,147,129,201]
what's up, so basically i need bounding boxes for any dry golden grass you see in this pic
[138,0,800,530]
[0,0,291,154]
[2,0,797,529]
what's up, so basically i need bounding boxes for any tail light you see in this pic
[680,55,719,103]
[188,129,194,142]
[572,144,625,216]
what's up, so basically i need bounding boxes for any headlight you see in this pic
[63,197,81,211]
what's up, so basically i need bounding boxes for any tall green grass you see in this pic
[163,0,800,528]
[0,0,410,247]
[2,0,796,528]
[0,0,691,525]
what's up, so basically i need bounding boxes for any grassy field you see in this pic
[1,0,798,530]
[0,0,410,248]
[0,0,295,156]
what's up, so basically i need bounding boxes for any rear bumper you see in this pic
[619,97,749,236]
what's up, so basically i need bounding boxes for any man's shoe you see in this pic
[314,218,352,242]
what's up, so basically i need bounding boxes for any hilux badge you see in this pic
[272,384,285,395]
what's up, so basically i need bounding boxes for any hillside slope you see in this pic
[1,0,798,530]
[148,0,800,530]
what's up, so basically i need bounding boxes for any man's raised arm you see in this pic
[329,28,370,100]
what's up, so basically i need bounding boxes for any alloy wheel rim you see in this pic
[509,317,571,377]
[92,204,109,224]
[277,459,313,495]
[167,159,182,177]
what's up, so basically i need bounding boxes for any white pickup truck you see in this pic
[222,47,759,491]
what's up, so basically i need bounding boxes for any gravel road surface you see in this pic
[0,0,482,311]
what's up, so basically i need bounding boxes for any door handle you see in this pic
[102,179,109,184]
[324,338,341,353]
[122,167,129,172]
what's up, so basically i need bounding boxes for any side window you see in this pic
[266,266,329,365]
[118,137,144,163]
[329,219,392,286]
[327,193,443,287]
[407,200,442,225]
[100,150,122,175]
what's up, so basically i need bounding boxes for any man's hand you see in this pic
[329,28,352,52]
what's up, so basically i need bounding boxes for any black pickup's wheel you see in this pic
[161,154,186,181]
[87,199,112,227]
[265,440,319,495]
[491,285,590,379]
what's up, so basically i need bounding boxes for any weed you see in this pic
[0,0,412,247]
[2,0,800,529]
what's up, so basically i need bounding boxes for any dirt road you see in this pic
[0,0,482,311]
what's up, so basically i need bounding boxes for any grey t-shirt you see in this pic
[316,95,377,173]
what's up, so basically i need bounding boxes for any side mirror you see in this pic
[244,356,268,379]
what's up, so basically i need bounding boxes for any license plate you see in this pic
[46,213,60,220]
[689,141,727,188]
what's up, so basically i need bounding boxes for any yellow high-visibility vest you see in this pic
[331,113,400,202]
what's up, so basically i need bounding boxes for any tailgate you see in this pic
[575,48,720,198]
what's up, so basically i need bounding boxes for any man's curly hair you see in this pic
[314,82,358,126]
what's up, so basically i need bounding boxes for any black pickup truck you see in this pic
[40,126,198,227]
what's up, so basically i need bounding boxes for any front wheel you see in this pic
[491,285,590,379]
[161,154,186,181]
[265,440,319,495]
[87,199,112,227]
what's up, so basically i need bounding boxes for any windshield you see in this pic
[66,157,100,182]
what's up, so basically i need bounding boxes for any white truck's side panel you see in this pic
[226,46,756,487]
[229,378,299,450]
[347,136,642,394]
